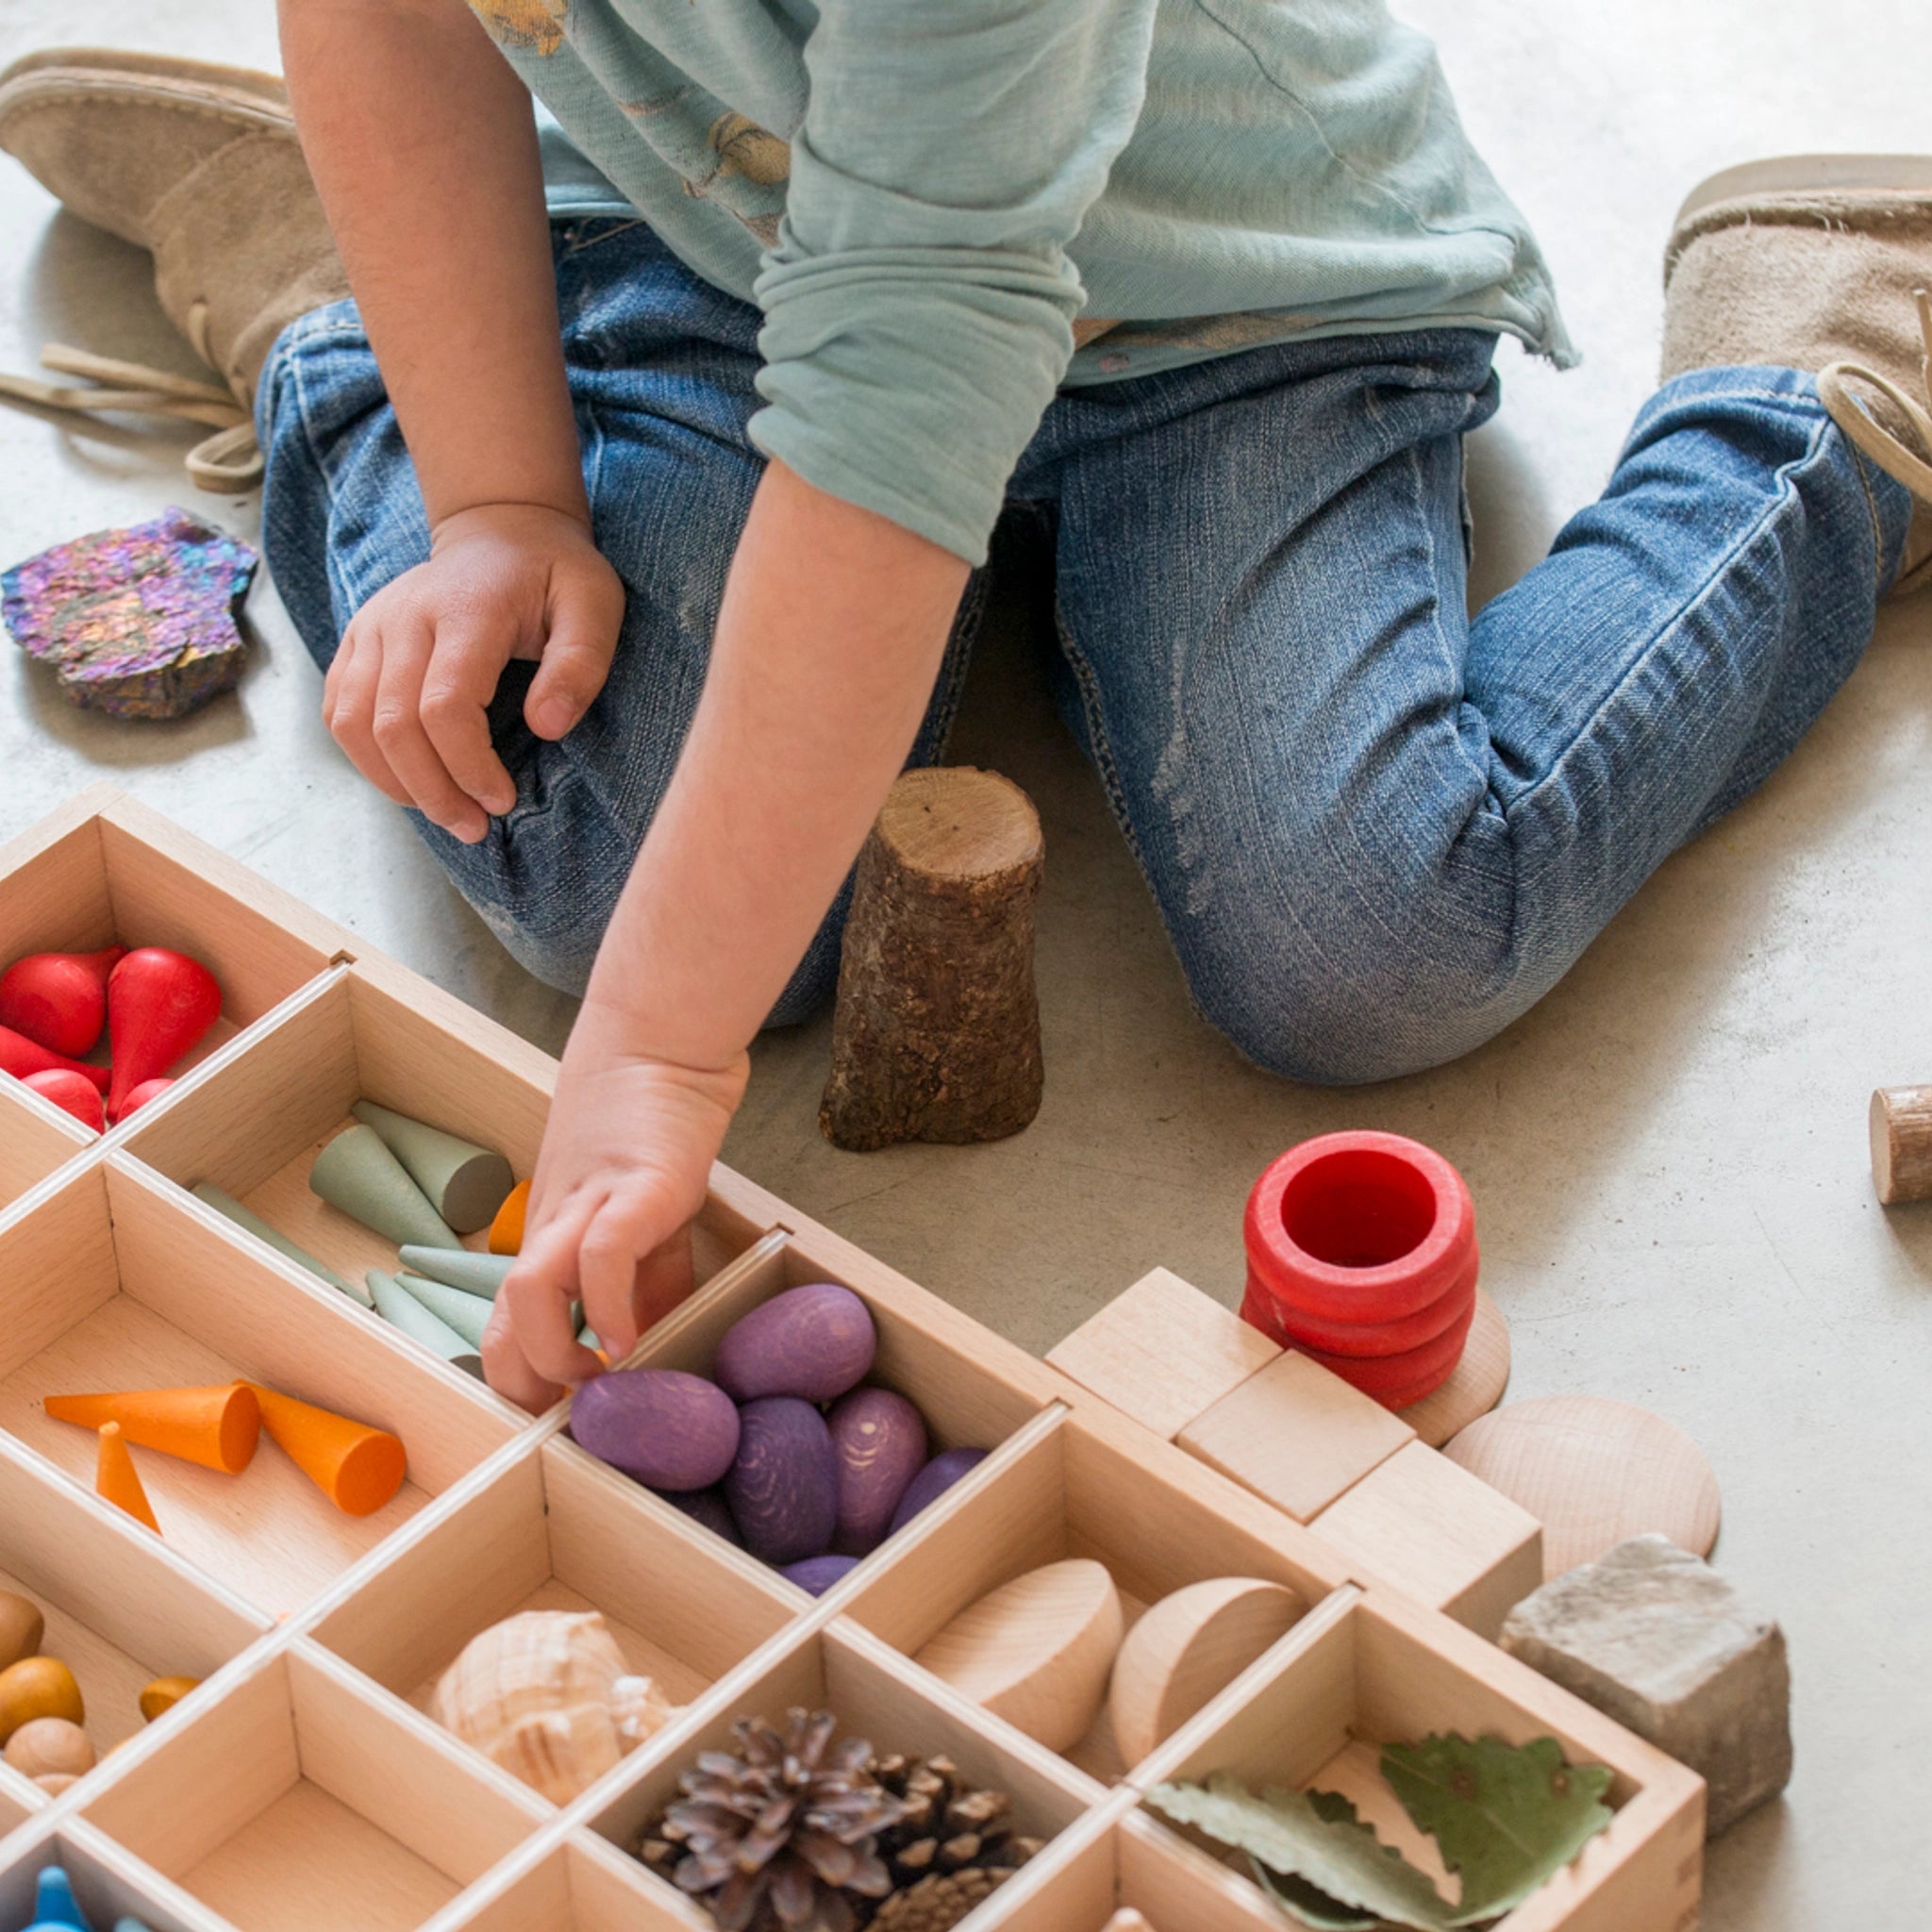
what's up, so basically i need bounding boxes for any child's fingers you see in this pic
[479,1297,564,1414]
[325,625,419,808]
[421,620,519,818]
[371,617,491,842]
[501,1210,606,1387]
[634,1224,696,1337]
[576,1187,674,1363]
[525,564,623,741]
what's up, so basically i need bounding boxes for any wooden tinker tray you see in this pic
[0,787,1705,1932]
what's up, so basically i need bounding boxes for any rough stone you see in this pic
[1499,1533,1790,1836]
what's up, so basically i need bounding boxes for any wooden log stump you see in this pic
[1871,1084,1932,1202]
[820,766,1043,1152]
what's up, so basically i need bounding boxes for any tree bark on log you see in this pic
[1871,1084,1932,1202]
[820,767,1044,1152]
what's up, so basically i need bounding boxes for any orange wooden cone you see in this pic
[487,1177,530,1256]
[245,1384,406,1517]
[96,1423,159,1532]
[44,1383,259,1474]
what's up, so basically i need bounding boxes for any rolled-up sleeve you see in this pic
[748,0,1156,565]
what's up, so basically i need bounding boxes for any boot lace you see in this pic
[1818,288,1932,505]
[0,302,261,491]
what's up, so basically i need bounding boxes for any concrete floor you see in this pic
[2,2,1928,1925]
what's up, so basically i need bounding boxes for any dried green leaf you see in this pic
[1245,1852,1384,1928]
[1378,1735,1614,1926]
[1146,1777,1452,1931]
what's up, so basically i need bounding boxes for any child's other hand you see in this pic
[323,501,625,842]
[481,1014,752,1412]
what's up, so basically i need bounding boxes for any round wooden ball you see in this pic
[1443,1393,1721,1580]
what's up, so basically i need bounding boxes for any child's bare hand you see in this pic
[324,501,624,841]
[482,1023,751,1412]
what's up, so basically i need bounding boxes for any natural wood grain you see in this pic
[1046,1270,1279,1442]
[1396,1289,1510,1449]
[1311,1441,1543,1640]
[1108,1578,1301,1769]
[0,1083,89,1213]
[1441,1394,1722,1580]
[915,1558,1124,1753]
[1872,1083,1932,1203]
[1179,1351,1414,1523]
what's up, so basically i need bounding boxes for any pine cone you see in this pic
[634,1709,907,1932]
[868,1754,1044,1928]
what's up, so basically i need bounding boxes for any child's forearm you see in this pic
[278,0,584,526]
[573,459,971,1070]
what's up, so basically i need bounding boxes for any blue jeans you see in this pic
[258,217,1914,1084]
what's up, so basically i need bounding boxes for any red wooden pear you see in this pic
[118,1076,175,1119]
[23,1069,106,1133]
[0,946,125,1057]
[106,948,221,1123]
[0,1024,109,1093]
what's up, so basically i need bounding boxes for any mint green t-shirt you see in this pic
[475,0,1572,565]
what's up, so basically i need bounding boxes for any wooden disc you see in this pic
[1443,1394,1721,1580]
[876,767,1042,882]
[1395,1289,1509,1446]
[914,1558,1123,1753]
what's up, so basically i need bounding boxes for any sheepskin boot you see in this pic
[1663,156,1932,595]
[0,47,347,489]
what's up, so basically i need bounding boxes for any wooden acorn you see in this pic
[397,1244,514,1299]
[244,1383,407,1517]
[139,1675,199,1723]
[45,1383,260,1474]
[0,1024,109,1093]
[22,1069,105,1133]
[104,947,221,1123]
[192,1183,367,1303]
[0,1656,83,1741]
[310,1124,462,1249]
[369,1271,483,1376]
[351,1099,513,1235]
[0,945,125,1057]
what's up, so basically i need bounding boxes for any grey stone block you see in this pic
[1499,1533,1790,1837]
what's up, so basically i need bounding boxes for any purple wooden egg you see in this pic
[887,1446,990,1536]
[828,1387,929,1557]
[570,1368,740,1491]
[658,1485,743,1548]
[714,1283,876,1405]
[725,1397,839,1565]
[781,1555,859,1597]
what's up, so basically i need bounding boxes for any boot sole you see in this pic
[1675,154,1932,229]
[0,45,286,106]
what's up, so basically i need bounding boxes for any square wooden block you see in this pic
[1309,1441,1543,1639]
[1179,1351,1415,1523]
[1046,1269,1279,1441]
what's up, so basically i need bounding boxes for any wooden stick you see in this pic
[820,766,1044,1150]
[1871,1085,1932,1202]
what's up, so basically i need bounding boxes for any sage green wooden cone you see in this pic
[310,1124,461,1249]
[395,1272,491,1349]
[352,1100,514,1236]
[397,1245,514,1300]
[192,1182,370,1305]
[368,1270,482,1377]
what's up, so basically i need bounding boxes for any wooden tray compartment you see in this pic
[553,1235,1063,1589]
[428,1833,716,1932]
[309,1435,799,1803]
[966,1795,1291,1932]
[1128,1588,1704,1932]
[122,965,764,1324]
[0,1160,520,1619]
[79,1643,552,1932]
[0,1086,86,1225]
[0,1432,269,1797]
[838,1407,1341,1783]
[0,1821,234,1932]
[580,1618,1106,1918]
[0,799,339,1090]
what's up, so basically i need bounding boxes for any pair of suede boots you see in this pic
[0,45,1926,589]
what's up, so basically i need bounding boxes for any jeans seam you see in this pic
[1509,400,1837,824]
[1050,598,1162,893]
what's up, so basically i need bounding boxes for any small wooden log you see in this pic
[1871,1085,1932,1203]
[820,767,1044,1151]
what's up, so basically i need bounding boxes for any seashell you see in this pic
[429,1610,676,1804]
